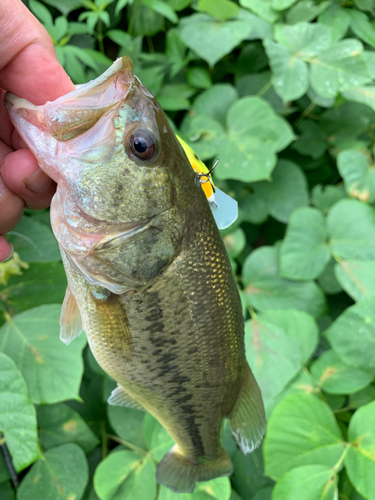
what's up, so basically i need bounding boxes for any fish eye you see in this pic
[129,130,157,161]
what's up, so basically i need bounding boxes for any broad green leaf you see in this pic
[286,0,330,24]
[0,482,15,500]
[186,67,212,89]
[107,405,146,450]
[264,40,308,102]
[142,0,178,23]
[0,353,39,471]
[292,121,326,159]
[196,0,240,21]
[349,9,375,49]
[272,465,337,500]
[318,259,343,295]
[166,0,192,10]
[243,246,326,317]
[350,385,375,408]
[223,228,246,259]
[236,71,284,112]
[280,207,330,280]
[346,401,375,500]
[267,369,317,415]
[18,443,88,500]
[244,309,319,408]
[311,185,347,214]
[319,5,351,42]
[0,262,67,315]
[325,298,375,371]
[190,84,238,126]
[157,83,194,111]
[239,0,279,23]
[37,403,99,453]
[327,199,375,260]
[263,393,345,480]
[6,217,60,263]
[272,0,297,10]
[310,39,371,98]
[239,191,268,225]
[143,412,174,461]
[343,85,375,113]
[274,22,333,59]
[42,0,82,15]
[94,450,156,500]
[252,487,273,500]
[310,350,373,394]
[230,447,271,500]
[0,305,86,404]
[158,477,231,500]
[128,0,164,36]
[337,149,375,202]
[179,13,252,66]
[253,160,308,223]
[180,114,226,161]
[335,260,375,301]
[216,99,294,182]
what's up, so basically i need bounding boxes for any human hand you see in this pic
[0,0,74,261]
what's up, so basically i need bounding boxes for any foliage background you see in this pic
[1,0,375,498]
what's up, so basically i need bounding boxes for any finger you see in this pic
[0,1,75,104]
[1,149,56,210]
[0,236,13,262]
[0,175,25,234]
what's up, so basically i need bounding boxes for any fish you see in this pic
[5,56,265,493]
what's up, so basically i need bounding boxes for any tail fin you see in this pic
[156,446,233,493]
[228,365,266,454]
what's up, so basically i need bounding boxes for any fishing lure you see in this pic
[176,135,238,230]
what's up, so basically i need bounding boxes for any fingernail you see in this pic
[25,168,54,194]
[0,177,5,197]
[2,243,14,262]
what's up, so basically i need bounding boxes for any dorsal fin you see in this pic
[60,286,83,345]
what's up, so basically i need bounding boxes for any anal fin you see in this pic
[107,384,144,411]
[228,365,266,454]
[60,286,83,345]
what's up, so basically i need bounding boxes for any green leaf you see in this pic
[272,465,337,500]
[6,217,60,263]
[107,405,146,450]
[264,40,308,102]
[274,21,333,59]
[236,72,284,112]
[263,392,345,480]
[157,83,194,110]
[319,5,351,42]
[334,260,375,301]
[243,246,326,317]
[0,353,40,471]
[252,487,273,500]
[196,0,240,21]
[337,149,375,202]
[216,99,294,182]
[310,350,373,394]
[186,67,212,89]
[343,85,375,114]
[244,309,319,408]
[18,443,88,500]
[267,369,317,415]
[143,412,174,461]
[325,298,375,372]
[346,401,375,500]
[29,0,53,27]
[0,305,86,404]
[223,228,246,259]
[0,482,15,500]
[142,0,178,23]
[349,10,375,49]
[350,385,375,409]
[42,0,82,15]
[190,84,238,126]
[94,450,156,500]
[286,0,330,24]
[158,477,231,500]
[272,0,297,10]
[0,262,67,315]
[327,199,375,260]
[292,121,326,159]
[311,185,347,214]
[280,207,330,280]
[37,403,99,453]
[253,160,308,223]
[239,0,279,23]
[310,39,371,98]
[180,114,226,161]
[179,13,253,66]
[317,260,343,295]
[128,0,165,37]
[230,447,270,499]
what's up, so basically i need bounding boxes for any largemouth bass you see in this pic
[5,57,265,493]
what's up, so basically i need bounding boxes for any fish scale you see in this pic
[5,56,266,493]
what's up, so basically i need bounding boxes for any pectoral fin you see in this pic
[228,366,266,454]
[60,286,83,345]
[108,384,144,410]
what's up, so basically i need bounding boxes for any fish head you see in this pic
[5,57,197,229]
[6,57,206,292]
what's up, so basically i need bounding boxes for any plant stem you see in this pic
[107,434,148,456]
